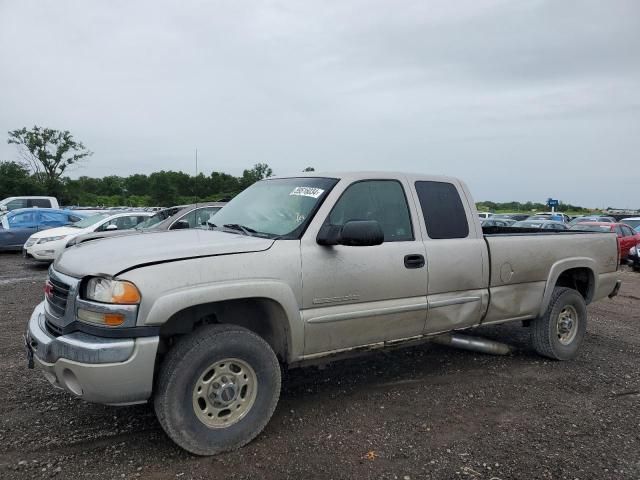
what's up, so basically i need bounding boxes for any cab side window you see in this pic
[414,181,469,239]
[6,199,27,210]
[326,180,413,242]
[8,211,37,226]
[28,199,51,208]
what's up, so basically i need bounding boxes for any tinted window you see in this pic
[28,199,51,208]
[6,199,27,210]
[614,226,624,236]
[414,181,469,239]
[327,180,413,242]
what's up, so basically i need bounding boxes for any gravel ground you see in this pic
[1,252,639,480]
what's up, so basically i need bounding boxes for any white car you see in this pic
[24,211,153,262]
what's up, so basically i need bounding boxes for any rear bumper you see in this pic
[26,302,159,405]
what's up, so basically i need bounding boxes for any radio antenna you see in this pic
[195,148,198,209]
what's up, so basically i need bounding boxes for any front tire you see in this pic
[154,324,281,455]
[530,287,587,360]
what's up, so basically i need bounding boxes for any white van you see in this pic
[0,196,59,212]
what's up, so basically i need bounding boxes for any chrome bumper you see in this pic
[26,302,159,405]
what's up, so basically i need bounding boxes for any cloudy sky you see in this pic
[1,0,639,207]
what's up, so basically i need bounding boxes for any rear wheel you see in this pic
[530,287,587,360]
[154,324,281,455]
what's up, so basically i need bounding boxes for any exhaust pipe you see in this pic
[431,333,512,356]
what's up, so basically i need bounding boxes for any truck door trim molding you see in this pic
[428,296,481,309]
[306,302,428,324]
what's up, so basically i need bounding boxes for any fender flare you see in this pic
[538,257,596,317]
[143,279,303,362]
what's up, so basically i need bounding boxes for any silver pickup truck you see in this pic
[26,172,621,455]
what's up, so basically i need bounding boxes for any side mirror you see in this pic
[317,220,384,247]
[172,220,190,230]
[105,224,118,231]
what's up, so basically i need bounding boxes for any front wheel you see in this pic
[530,287,587,360]
[154,324,281,455]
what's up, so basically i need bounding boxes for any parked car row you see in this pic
[479,212,640,261]
[0,209,89,251]
[3,202,227,262]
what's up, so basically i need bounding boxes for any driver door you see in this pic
[300,179,428,355]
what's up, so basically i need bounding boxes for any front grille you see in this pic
[46,277,70,318]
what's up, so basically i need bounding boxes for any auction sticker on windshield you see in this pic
[290,187,324,198]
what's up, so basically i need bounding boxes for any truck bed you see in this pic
[480,228,619,325]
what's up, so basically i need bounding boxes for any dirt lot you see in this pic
[0,253,639,480]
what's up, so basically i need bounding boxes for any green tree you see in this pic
[148,171,179,206]
[0,161,42,197]
[240,163,273,189]
[7,126,92,194]
[303,166,315,172]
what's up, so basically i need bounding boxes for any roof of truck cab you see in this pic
[271,171,462,183]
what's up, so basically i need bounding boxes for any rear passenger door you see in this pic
[301,179,428,355]
[413,181,489,334]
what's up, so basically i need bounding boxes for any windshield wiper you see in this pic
[222,224,258,236]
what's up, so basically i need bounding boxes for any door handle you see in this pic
[404,254,425,269]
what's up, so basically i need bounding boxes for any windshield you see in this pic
[210,177,338,238]
[622,219,640,229]
[570,224,612,232]
[136,212,165,229]
[71,213,111,228]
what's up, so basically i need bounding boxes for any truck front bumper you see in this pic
[26,302,159,405]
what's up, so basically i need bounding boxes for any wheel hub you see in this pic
[192,358,258,428]
[556,305,578,345]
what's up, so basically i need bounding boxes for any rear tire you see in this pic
[154,324,281,455]
[530,287,587,360]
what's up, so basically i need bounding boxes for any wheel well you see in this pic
[158,298,290,363]
[555,267,594,303]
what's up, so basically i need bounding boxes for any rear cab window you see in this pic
[414,181,469,239]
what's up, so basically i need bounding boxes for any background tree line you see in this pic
[0,160,274,207]
[2,126,594,212]
[2,126,276,206]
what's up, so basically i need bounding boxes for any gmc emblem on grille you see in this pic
[44,281,54,300]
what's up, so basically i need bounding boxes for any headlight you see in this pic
[85,277,141,304]
[39,235,68,244]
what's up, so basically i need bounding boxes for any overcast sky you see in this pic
[1,0,639,207]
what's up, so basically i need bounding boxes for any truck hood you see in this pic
[54,229,275,278]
